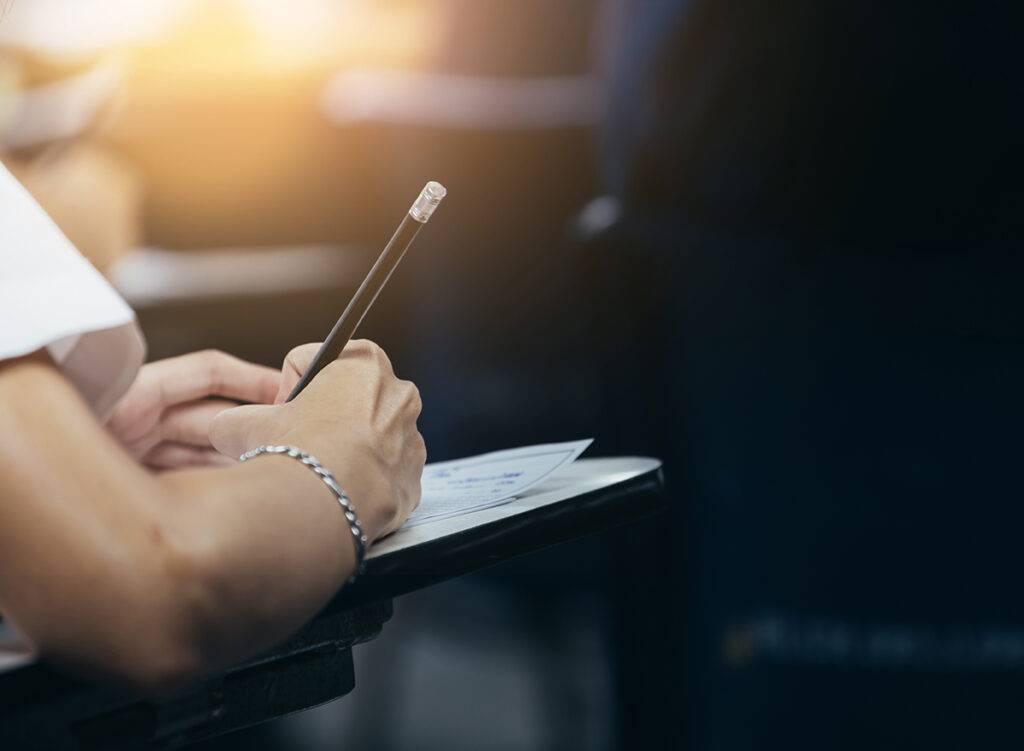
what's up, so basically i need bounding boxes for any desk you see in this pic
[0,457,663,750]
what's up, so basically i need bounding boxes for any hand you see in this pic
[106,350,281,470]
[209,340,426,540]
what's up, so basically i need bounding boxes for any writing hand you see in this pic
[210,341,426,540]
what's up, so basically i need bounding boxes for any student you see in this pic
[0,162,426,692]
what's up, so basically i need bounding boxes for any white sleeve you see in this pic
[0,163,145,418]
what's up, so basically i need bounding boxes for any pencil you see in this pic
[286,181,447,401]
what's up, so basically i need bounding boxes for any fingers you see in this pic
[408,431,427,511]
[208,403,278,458]
[344,339,395,375]
[278,340,394,403]
[148,350,282,408]
[215,338,423,540]
[278,343,323,402]
[160,399,239,447]
[399,379,423,418]
[412,430,427,467]
[143,443,237,471]
[282,343,323,378]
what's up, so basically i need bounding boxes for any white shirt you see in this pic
[0,163,144,417]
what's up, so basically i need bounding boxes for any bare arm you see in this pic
[0,342,423,693]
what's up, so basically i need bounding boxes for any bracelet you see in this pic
[239,445,368,582]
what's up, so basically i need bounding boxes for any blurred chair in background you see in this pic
[594,1,1024,748]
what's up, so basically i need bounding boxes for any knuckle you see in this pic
[199,349,229,367]
[200,350,229,393]
[354,339,392,368]
[346,339,374,356]
[404,381,423,414]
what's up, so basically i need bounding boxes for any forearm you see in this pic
[0,355,171,671]
[0,354,363,692]
[157,455,362,673]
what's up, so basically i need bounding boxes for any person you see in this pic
[0,161,426,693]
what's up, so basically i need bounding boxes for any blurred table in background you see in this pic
[108,245,365,365]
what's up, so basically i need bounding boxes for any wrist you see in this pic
[274,433,393,542]
[239,445,369,577]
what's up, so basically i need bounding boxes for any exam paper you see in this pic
[402,439,593,528]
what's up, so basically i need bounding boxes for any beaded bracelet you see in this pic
[239,445,368,582]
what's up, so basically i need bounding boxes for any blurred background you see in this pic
[3,1,1023,749]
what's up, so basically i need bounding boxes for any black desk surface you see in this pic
[0,457,664,750]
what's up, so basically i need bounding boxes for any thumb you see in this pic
[209,403,278,458]
[277,343,323,404]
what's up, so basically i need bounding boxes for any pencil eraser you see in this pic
[409,181,447,223]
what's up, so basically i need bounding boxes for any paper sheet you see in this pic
[402,439,593,528]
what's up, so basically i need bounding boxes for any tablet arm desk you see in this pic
[0,457,664,750]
